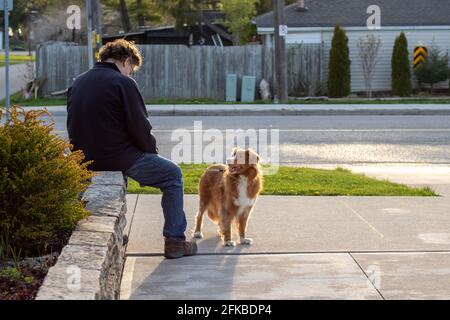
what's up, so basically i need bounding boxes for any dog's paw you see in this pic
[193,231,204,239]
[224,240,236,247]
[240,238,253,245]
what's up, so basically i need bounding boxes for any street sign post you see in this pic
[2,0,13,121]
[279,25,288,37]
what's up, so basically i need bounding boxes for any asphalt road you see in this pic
[50,114,450,165]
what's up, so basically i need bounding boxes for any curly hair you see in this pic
[99,39,142,71]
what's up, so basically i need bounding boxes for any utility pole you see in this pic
[273,0,288,103]
[86,0,94,69]
[2,0,11,120]
[92,0,101,35]
[91,0,102,61]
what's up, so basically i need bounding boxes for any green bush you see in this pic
[414,46,450,93]
[0,106,93,258]
[391,32,412,97]
[327,25,351,98]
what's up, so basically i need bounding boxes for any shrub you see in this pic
[0,106,93,258]
[391,32,412,97]
[414,46,450,93]
[327,25,351,98]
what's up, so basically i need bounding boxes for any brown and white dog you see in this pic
[193,148,263,246]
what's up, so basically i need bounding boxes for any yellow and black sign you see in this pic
[93,31,102,61]
[414,46,428,69]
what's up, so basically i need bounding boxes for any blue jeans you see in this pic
[124,153,187,241]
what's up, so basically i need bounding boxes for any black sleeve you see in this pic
[118,78,158,154]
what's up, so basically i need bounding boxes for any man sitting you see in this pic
[67,39,197,259]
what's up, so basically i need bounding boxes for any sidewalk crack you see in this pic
[349,252,386,300]
[339,199,385,238]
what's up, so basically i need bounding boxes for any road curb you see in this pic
[147,109,450,116]
[13,105,450,117]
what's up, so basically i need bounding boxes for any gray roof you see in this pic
[253,0,450,29]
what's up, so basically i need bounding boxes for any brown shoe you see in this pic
[164,238,198,259]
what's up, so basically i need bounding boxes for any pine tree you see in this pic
[391,32,412,96]
[327,25,351,98]
[414,46,449,93]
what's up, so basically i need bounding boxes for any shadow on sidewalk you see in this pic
[129,236,244,300]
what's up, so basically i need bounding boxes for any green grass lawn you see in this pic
[0,54,35,68]
[127,164,436,196]
[1,92,66,107]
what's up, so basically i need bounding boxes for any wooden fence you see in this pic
[36,42,325,99]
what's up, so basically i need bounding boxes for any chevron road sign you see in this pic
[414,46,428,69]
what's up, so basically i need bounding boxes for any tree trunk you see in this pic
[136,0,145,27]
[119,0,132,32]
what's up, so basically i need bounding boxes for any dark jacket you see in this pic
[67,62,157,172]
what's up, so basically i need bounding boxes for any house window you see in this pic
[287,32,322,44]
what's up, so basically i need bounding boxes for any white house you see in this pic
[253,0,450,93]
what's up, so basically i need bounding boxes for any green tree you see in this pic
[221,0,257,45]
[327,25,351,98]
[102,0,277,43]
[414,46,450,93]
[255,0,297,16]
[155,0,221,30]
[103,0,165,32]
[391,32,412,96]
[129,0,164,27]
[0,0,59,34]
[156,0,261,44]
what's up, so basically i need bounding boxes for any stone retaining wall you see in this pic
[36,172,127,300]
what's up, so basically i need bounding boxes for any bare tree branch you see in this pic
[357,34,382,98]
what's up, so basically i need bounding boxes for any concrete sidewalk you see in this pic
[120,166,450,300]
[23,103,450,116]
